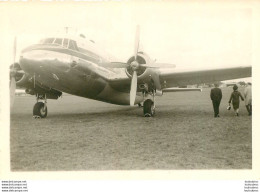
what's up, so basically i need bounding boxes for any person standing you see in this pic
[244,82,252,116]
[228,84,244,116]
[210,83,222,117]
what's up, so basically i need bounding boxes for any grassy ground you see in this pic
[10,87,251,170]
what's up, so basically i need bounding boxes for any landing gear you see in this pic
[33,94,47,118]
[33,102,47,118]
[142,88,156,117]
[143,99,155,117]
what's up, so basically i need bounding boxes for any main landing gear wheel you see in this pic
[33,102,47,118]
[143,99,155,117]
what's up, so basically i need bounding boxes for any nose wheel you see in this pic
[33,102,47,118]
[33,94,48,118]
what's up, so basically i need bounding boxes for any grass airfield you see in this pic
[10,87,252,170]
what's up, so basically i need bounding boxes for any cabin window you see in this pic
[54,38,62,45]
[68,40,79,51]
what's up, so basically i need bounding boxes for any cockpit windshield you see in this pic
[39,38,55,44]
[39,37,79,51]
[53,38,62,45]
[68,40,78,51]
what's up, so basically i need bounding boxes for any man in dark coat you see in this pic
[210,83,222,117]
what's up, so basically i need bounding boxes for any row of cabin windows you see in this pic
[39,38,79,51]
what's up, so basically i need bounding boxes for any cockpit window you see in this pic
[54,38,62,45]
[68,40,79,51]
[38,37,79,51]
[63,38,69,48]
[43,38,55,44]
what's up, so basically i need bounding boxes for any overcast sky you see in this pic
[0,1,256,82]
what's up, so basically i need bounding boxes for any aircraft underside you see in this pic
[22,73,153,118]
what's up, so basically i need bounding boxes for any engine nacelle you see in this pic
[125,52,153,79]
[10,63,30,87]
[16,73,30,87]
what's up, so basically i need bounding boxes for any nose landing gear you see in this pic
[33,94,47,118]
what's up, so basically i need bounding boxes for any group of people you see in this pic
[210,82,252,117]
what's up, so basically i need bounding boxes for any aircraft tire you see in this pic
[33,102,47,118]
[143,99,155,117]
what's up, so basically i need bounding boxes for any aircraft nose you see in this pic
[20,50,47,74]
[20,49,71,74]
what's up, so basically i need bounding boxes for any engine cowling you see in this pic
[125,52,152,79]
[16,73,30,87]
[10,63,30,87]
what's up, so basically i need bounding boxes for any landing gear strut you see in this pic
[33,94,47,118]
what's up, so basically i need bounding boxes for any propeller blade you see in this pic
[10,36,17,108]
[139,63,176,68]
[10,77,16,108]
[13,36,17,64]
[101,62,128,68]
[134,25,140,60]
[130,71,137,106]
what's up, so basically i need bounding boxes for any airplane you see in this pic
[9,26,251,118]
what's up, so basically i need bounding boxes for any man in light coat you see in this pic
[244,82,252,116]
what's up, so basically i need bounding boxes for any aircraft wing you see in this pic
[159,66,251,88]
[108,66,251,92]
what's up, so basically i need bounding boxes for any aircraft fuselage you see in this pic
[19,37,143,105]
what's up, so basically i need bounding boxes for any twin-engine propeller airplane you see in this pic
[10,26,251,118]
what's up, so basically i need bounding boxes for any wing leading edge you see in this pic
[159,66,251,88]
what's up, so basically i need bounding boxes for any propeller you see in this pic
[128,26,141,106]
[101,26,176,106]
[129,26,176,106]
[10,36,17,108]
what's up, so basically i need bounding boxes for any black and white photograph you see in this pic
[0,0,259,185]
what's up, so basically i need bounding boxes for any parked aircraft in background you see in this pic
[10,26,251,118]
